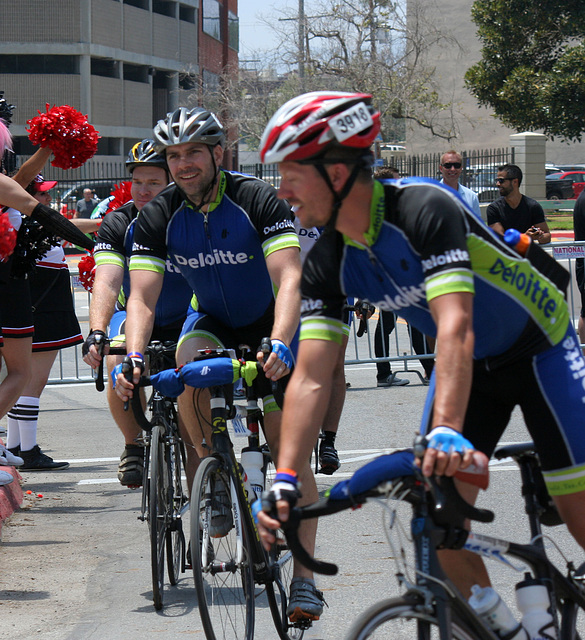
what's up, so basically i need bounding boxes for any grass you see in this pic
[546,213,573,231]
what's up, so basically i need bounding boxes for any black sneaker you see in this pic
[318,441,341,475]
[19,445,69,471]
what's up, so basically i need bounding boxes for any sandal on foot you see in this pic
[118,445,144,487]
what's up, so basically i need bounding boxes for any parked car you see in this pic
[463,165,499,203]
[545,171,585,199]
[554,164,585,172]
[545,164,561,175]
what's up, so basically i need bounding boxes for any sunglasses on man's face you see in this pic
[442,162,462,169]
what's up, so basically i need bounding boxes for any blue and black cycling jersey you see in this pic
[129,171,300,329]
[94,200,193,328]
[300,177,569,369]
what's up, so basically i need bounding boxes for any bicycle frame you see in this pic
[205,383,273,584]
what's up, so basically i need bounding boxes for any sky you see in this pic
[238,0,298,62]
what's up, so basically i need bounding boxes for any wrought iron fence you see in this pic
[241,147,515,203]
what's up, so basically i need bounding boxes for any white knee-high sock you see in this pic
[7,396,40,452]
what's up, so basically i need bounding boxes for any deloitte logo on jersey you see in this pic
[421,248,469,272]
[173,250,251,269]
[264,220,295,235]
[373,285,427,311]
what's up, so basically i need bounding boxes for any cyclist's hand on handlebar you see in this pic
[416,426,477,478]
[257,472,300,551]
[113,353,145,401]
[82,330,108,369]
[257,339,293,381]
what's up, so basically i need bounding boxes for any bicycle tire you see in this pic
[266,542,305,640]
[166,437,186,586]
[149,424,168,610]
[190,456,255,640]
[346,594,480,640]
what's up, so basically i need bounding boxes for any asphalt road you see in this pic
[1,361,584,639]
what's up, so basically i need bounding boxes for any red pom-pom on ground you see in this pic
[78,252,96,293]
[0,212,17,262]
[26,104,100,169]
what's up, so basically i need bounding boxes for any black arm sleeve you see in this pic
[30,203,95,251]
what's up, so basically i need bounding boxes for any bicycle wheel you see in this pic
[266,539,305,640]
[149,424,169,610]
[190,456,255,640]
[166,437,187,586]
[346,594,480,640]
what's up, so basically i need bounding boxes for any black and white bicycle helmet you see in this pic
[126,139,167,172]
[153,107,225,153]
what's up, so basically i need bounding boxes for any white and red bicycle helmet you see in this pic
[260,91,381,164]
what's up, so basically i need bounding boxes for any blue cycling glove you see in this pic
[271,339,294,369]
[426,426,474,455]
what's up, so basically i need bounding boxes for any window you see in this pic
[202,0,221,40]
[91,58,119,79]
[179,73,198,90]
[228,10,238,51]
[202,69,219,93]
[123,0,148,9]
[179,4,196,22]
[96,138,122,156]
[153,0,176,17]
[123,63,149,83]
[0,55,78,74]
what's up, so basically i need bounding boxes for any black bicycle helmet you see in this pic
[153,107,225,153]
[126,139,167,172]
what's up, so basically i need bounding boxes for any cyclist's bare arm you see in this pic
[257,337,341,547]
[422,290,475,477]
[258,246,302,380]
[115,269,163,399]
[83,263,124,369]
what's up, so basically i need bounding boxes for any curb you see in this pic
[0,439,24,537]
[0,466,23,536]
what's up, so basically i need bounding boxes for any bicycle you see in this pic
[96,340,188,611]
[278,439,585,639]
[145,338,305,640]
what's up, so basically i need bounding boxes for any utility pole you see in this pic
[298,0,305,87]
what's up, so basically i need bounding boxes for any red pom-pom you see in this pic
[105,181,133,215]
[26,104,100,170]
[78,252,96,292]
[0,212,17,262]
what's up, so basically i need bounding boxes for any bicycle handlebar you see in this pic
[276,445,494,575]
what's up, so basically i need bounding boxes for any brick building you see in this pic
[0,0,239,172]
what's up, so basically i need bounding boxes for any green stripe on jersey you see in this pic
[425,269,475,301]
[300,317,346,344]
[129,254,166,274]
[95,251,124,269]
[544,463,585,496]
[467,234,569,345]
[262,232,300,258]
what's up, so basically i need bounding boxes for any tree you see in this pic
[192,0,463,150]
[465,0,585,141]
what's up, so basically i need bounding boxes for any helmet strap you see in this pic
[314,162,362,232]
[191,145,221,211]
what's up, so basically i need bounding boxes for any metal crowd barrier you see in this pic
[48,241,585,385]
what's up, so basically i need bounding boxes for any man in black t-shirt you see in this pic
[487,163,551,244]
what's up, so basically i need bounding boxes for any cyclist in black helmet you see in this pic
[83,139,192,487]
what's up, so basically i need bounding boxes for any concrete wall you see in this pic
[406,0,585,164]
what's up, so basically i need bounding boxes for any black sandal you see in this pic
[118,445,144,487]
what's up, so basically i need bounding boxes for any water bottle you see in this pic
[504,228,531,256]
[241,448,264,503]
[468,584,528,639]
[515,574,557,640]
